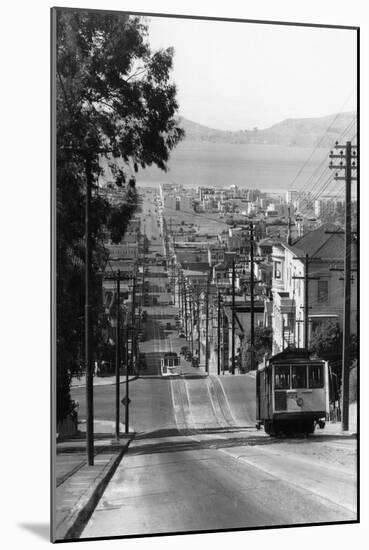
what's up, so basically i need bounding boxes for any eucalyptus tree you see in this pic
[55,8,184,423]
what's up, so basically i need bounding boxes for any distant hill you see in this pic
[178,112,356,148]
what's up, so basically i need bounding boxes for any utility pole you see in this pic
[131,270,137,367]
[292,254,320,349]
[329,141,358,431]
[105,268,133,437]
[178,271,181,313]
[115,270,121,440]
[184,280,188,338]
[169,217,173,244]
[181,276,185,324]
[296,319,304,348]
[180,275,183,324]
[125,324,129,434]
[286,207,296,246]
[217,290,221,376]
[68,144,113,466]
[205,274,210,374]
[177,266,181,308]
[197,292,201,364]
[125,268,137,434]
[140,253,145,313]
[221,306,225,375]
[189,294,194,355]
[249,223,255,371]
[85,155,94,466]
[171,257,175,304]
[231,259,236,375]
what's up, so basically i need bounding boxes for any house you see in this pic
[227,226,250,253]
[257,237,275,259]
[183,269,209,288]
[106,243,138,261]
[270,223,357,354]
[207,246,226,266]
[254,237,276,295]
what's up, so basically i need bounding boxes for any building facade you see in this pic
[269,224,357,354]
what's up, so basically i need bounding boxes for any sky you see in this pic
[146,15,357,131]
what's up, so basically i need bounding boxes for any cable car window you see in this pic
[309,364,324,388]
[275,365,290,389]
[291,365,307,388]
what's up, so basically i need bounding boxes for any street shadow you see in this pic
[57,437,131,455]
[128,426,356,456]
[127,434,282,456]
[18,523,50,541]
[181,373,208,379]
[135,426,254,440]
[134,375,162,379]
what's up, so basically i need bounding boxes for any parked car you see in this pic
[179,332,186,338]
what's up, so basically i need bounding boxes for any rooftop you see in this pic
[285,223,353,261]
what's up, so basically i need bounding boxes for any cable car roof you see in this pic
[258,348,324,371]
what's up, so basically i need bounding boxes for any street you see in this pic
[75,370,356,537]
[71,190,357,537]
[82,426,355,537]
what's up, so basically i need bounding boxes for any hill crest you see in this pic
[177,112,356,148]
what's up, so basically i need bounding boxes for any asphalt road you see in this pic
[82,427,355,538]
[78,190,357,537]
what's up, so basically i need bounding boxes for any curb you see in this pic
[55,440,132,541]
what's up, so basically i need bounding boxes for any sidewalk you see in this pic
[54,421,134,541]
[323,402,357,436]
[71,374,129,388]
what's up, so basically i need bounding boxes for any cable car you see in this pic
[256,348,329,436]
[161,352,180,376]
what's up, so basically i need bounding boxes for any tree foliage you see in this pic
[254,326,273,363]
[310,321,357,395]
[240,326,273,371]
[55,8,184,423]
[310,321,343,360]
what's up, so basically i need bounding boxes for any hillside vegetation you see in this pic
[178,111,356,148]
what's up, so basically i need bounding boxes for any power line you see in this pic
[287,108,356,193]
[295,117,357,207]
[290,115,357,216]
[297,128,357,217]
